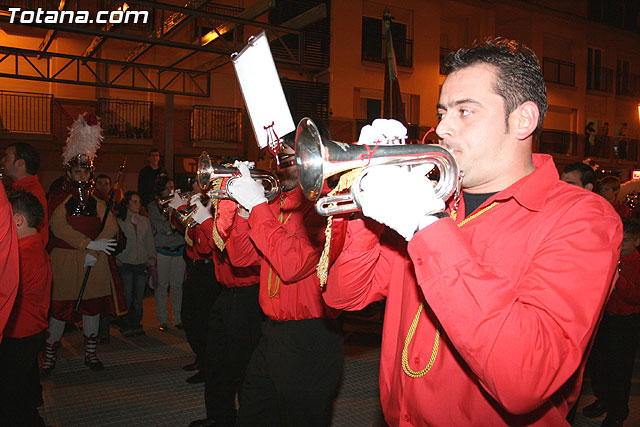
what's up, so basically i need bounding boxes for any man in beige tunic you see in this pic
[41,113,118,376]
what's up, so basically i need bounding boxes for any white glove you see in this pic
[357,164,445,241]
[84,253,98,267]
[192,198,213,224]
[227,161,268,213]
[357,119,407,145]
[168,191,187,209]
[87,238,117,255]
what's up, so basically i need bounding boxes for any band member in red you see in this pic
[0,183,19,342]
[323,38,622,425]
[2,142,48,245]
[0,190,51,426]
[188,188,264,427]
[222,136,344,426]
[42,113,119,376]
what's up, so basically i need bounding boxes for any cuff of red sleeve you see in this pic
[408,217,471,283]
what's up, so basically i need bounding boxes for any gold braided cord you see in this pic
[316,168,364,287]
[402,303,440,378]
[402,201,500,378]
[268,199,300,297]
[209,178,226,251]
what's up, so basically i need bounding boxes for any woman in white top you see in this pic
[115,191,156,336]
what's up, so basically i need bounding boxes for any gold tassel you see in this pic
[316,168,363,287]
[209,177,226,251]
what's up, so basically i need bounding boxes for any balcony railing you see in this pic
[543,57,575,86]
[538,130,577,156]
[362,34,413,68]
[616,72,640,97]
[98,98,152,140]
[587,66,613,93]
[190,106,242,144]
[0,90,52,134]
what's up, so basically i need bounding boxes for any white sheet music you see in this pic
[232,32,295,149]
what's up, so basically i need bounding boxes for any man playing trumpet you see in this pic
[322,38,622,425]
[197,134,344,426]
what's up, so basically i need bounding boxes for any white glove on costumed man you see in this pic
[87,238,117,255]
[84,253,98,267]
[358,164,445,241]
[227,161,268,213]
[167,190,187,210]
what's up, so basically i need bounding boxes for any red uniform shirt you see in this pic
[11,174,48,246]
[605,250,640,316]
[4,234,51,338]
[325,154,622,426]
[193,216,260,287]
[226,188,340,321]
[0,185,19,342]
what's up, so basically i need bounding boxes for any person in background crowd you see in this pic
[95,174,112,200]
[585,121,596,157]
[161,178,222,384]
[42,113,118,376]
[561,162,596,191]
[221,134,344,427]
[0,183,19,342]
[0,190,51,426]
[148,175,186,331]
[138,149,166,208]
[583,218,640,426]
[115,191,156,337]
[188,175,264,427]
[599,176,632,218]
[2,142,48,245]
[323,37,622,425]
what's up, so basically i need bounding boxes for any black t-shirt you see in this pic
[138,165,166,207]
[463,191,497,218]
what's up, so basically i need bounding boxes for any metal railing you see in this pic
[538,130,577,156]
[97,98,152,139]
[616,72,640,97]
[587,66,613,93]
[0,90,52,134]
[543,57,575,86]
[190,106,242,144]
[362,34,413,68]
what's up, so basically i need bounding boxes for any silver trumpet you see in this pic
[295,117,460,216]
[157,190,200,228]
[197,151,281,201]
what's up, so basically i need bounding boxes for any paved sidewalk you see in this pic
[37,297,639,426]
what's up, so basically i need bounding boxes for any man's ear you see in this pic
[585,183,594,192]
[13,212,24,228]
[512,101,540,141]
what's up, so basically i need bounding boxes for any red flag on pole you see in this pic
[383,8,407,126]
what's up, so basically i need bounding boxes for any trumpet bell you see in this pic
[295,117,461,216]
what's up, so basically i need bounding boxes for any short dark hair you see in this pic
[563,162,595,187]
[600,176,621,193]
[95,174,111,183]
[444,37,548,138]
[622,217,640,238]
[153,175,172,198]
[8,142,40,175]
[8,190,44,229]
[148,149,160,156]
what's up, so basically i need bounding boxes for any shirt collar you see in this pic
[490,153,559,212]
[18,233,42,248]
[12,174,39,187]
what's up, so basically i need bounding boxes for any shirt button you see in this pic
[403,414,411,422]
[416,258,423,266]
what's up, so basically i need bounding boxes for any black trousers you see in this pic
[238,317,344,427]
[588,312,640,421]
[0,331,46,426]
[181,259,221,362]
[204,283,263,424]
